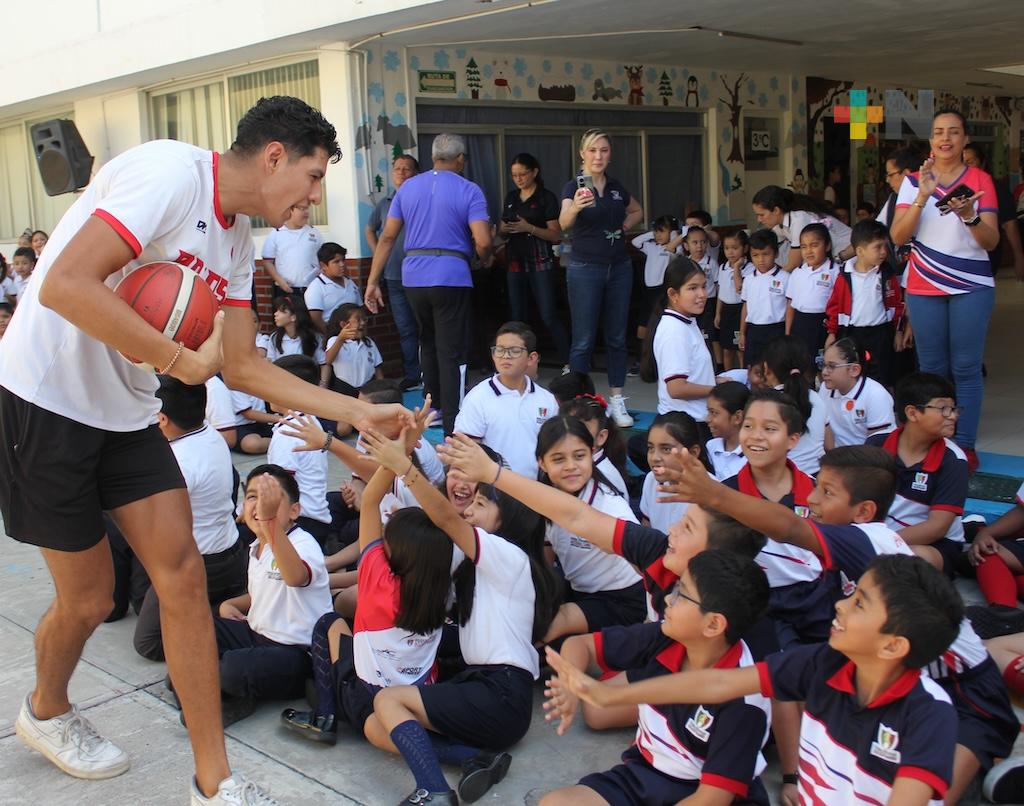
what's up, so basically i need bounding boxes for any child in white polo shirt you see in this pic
[454,321,558,477]
[305,242,362,335]
[203,464,331,725]
[739,229,788,369]
[324,303,383,399]
[785,222,837,365]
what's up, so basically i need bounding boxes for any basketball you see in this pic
[114,261,218,369]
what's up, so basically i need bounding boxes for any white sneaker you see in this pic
[191,774,280,805]
[15,694,129,780]
[607,395,634,428]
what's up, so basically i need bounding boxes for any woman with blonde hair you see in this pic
[559,129,643,428]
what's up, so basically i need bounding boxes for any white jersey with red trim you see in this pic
[0,140,253,432]
[653,309,715,419]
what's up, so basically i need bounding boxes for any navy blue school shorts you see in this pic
[937,656,1018,770]
[570,580,648,633]
[330,633,381,730]
[0,386,185,552]
[580,746,770,805]
[932,537,966,579]
[419,664,533,750]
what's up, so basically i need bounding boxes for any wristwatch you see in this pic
[962,214,981,227]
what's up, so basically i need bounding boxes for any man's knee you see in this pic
[150,549,207,608]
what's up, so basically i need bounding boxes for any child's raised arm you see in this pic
[439,434,620,553]
[656,448,822,556]
[253,474,310,587]
[546,645,760,708]
[279,412,378,480]
[358,464,394,552]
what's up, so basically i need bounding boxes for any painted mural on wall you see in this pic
[348,44,811,237]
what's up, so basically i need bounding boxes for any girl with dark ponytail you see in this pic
[760,336,826,475]
[752,184,853,271]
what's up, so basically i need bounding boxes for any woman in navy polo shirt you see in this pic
[559,129,644,428]
[500,153,569,366]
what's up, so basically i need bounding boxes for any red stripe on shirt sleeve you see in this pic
[593,631,609,674]
[222,298,252,308]
[299,560,313,587]
[931,504,964,514]
[93,209,142,257]
[756,661,774,697]
[700,773,749,797]
[806,520,833,571]
[663,374,689,382]
[894,202,911,209]
[612,519,628,556]
[897,767,948,798]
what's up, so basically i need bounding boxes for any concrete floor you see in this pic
[0,277,1021,805]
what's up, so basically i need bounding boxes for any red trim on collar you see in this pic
[654,637,744,674]
[826,660,921,708]
[737,460,811,506]
[212,152,233,230]
[880,427,947,473]
[488,374,534,396]
[645,557,679,592]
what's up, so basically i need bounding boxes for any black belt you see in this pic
[406,248,471,263]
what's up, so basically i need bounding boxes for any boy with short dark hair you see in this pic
[454,320,558,477]
[867,372,968,578]
[305,242,361,334]
[541,551,772,806]
[548,552,963,806]
[825,218,905,385]
[10,246,36,303]
[739,229,788,368]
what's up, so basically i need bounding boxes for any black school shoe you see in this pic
[984,756,1024,803]
[457,751,512,803]
[398,789,457,805]
[280,708,337,745]
[965,604,1024,640]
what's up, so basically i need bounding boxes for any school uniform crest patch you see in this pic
[870,723,901,763]
[685,705,714,742]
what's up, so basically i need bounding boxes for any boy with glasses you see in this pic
[867,373,968,578]
[454,321,558,477]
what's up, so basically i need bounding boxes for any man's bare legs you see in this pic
[111,488,230,797]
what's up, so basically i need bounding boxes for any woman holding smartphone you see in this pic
[500,153,569,366]
[890,108,1000,473]
[559,129,644,428]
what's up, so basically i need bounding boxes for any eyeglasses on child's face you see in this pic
[917,404,963,419]
[491,346,527,358]
[819,361,856,373]
[667,586,705,611]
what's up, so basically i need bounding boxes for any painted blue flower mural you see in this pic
[581,63,594,80]
[791,77,800,92]
[377,158,388,174]
[390,111,407,125]
[527,75,536,88]
[433,50,450,69]
[747,79,756,97]
[368,82,384,102]
[542,59,552,73]
[483,63,493,78]
[770,76,779,90]
[409,55,420,70]
[603,72,612,84]
[456,48,467,59]
[699,85,710,101]
[778,94,788,109]
[758,93,768,107]
[383,50,400,72]
[394,92,407,108]
[513,86,522,99]
[353,152,365,169]
[671,68,678,79]
[366,50,374,65]
[615,64,624,76]
[513,58,527,76]
[798,103,807,117]
[645,67,657,83]
[564,62,574,75]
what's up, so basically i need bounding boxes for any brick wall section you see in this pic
[254,258,404,378]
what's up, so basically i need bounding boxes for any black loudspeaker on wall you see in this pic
[29,119,94,196]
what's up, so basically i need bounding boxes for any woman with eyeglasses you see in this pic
[499,153,569,368]
[889,109,1001,473]
[559,129,644,428]
[820,338,895,449]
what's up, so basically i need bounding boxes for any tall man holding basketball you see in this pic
[0,97,403,805]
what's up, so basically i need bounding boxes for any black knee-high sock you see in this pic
[390,720,450,793]
[428,732,480,766]
[310,612,342,719]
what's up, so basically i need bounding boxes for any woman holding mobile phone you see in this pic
[558,129,644,428]
[500,153,569,366]
[890,108,1000,473]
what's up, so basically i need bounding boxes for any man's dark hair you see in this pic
[868,554,963,667]
[246,463,300,505]
[819,446,898,520]
[394,154,420,172]
[963,143,988,169]
[688,550,770,643]
[748,228,779,253]
[893,372,956,425]
[886,146,921,174]
[317,241,347,265]
[495,321,537,354]
[359,379,402,405]
[231,96,341,164]
[273,354,320,386]
[155,376,206,430]
[850,219,889,249]
[13,246,36,264]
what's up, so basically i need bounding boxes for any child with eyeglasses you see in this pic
[867,372,968,578]
[453,321,559,477]
[821,338,895,449]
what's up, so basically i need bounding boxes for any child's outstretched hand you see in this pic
[437,433,499,483]
[543,674,580,736]
[402,395,436,455]
[544,647,615,708]
[279,412,329,452]
[654,447,716,505]
[362,427,413,475]
[254,473,283,543]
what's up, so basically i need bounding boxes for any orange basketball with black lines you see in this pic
[114,261,218,369]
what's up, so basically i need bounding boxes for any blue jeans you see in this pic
[384,275,421,382]
[906,287,994,449]
[507,269,569,363]
[567,259,632,388]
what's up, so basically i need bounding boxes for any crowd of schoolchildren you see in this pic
[5,144,1024,806]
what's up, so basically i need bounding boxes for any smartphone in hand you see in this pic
[934,183,973,212]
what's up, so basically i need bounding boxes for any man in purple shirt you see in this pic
[366,133,493,433]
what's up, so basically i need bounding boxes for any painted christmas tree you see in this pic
[374,174,383,193]
[392,141,405,160]
[466,57,481,99]
[658,72,672,106]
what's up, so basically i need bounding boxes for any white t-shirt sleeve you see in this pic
[895,176,918,208]
[304,282,325,312]
[453,386,487,438]
[92,149,201,258]
[656,322,695,381]
[226,244,254,304]
[261,229,280,260]
[204,377,235,430]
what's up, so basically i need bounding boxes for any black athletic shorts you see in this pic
[0,387,186,552]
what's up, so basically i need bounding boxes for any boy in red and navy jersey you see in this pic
[867,372,968,577]
[542,551,772,806]
[548,551,963,806]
